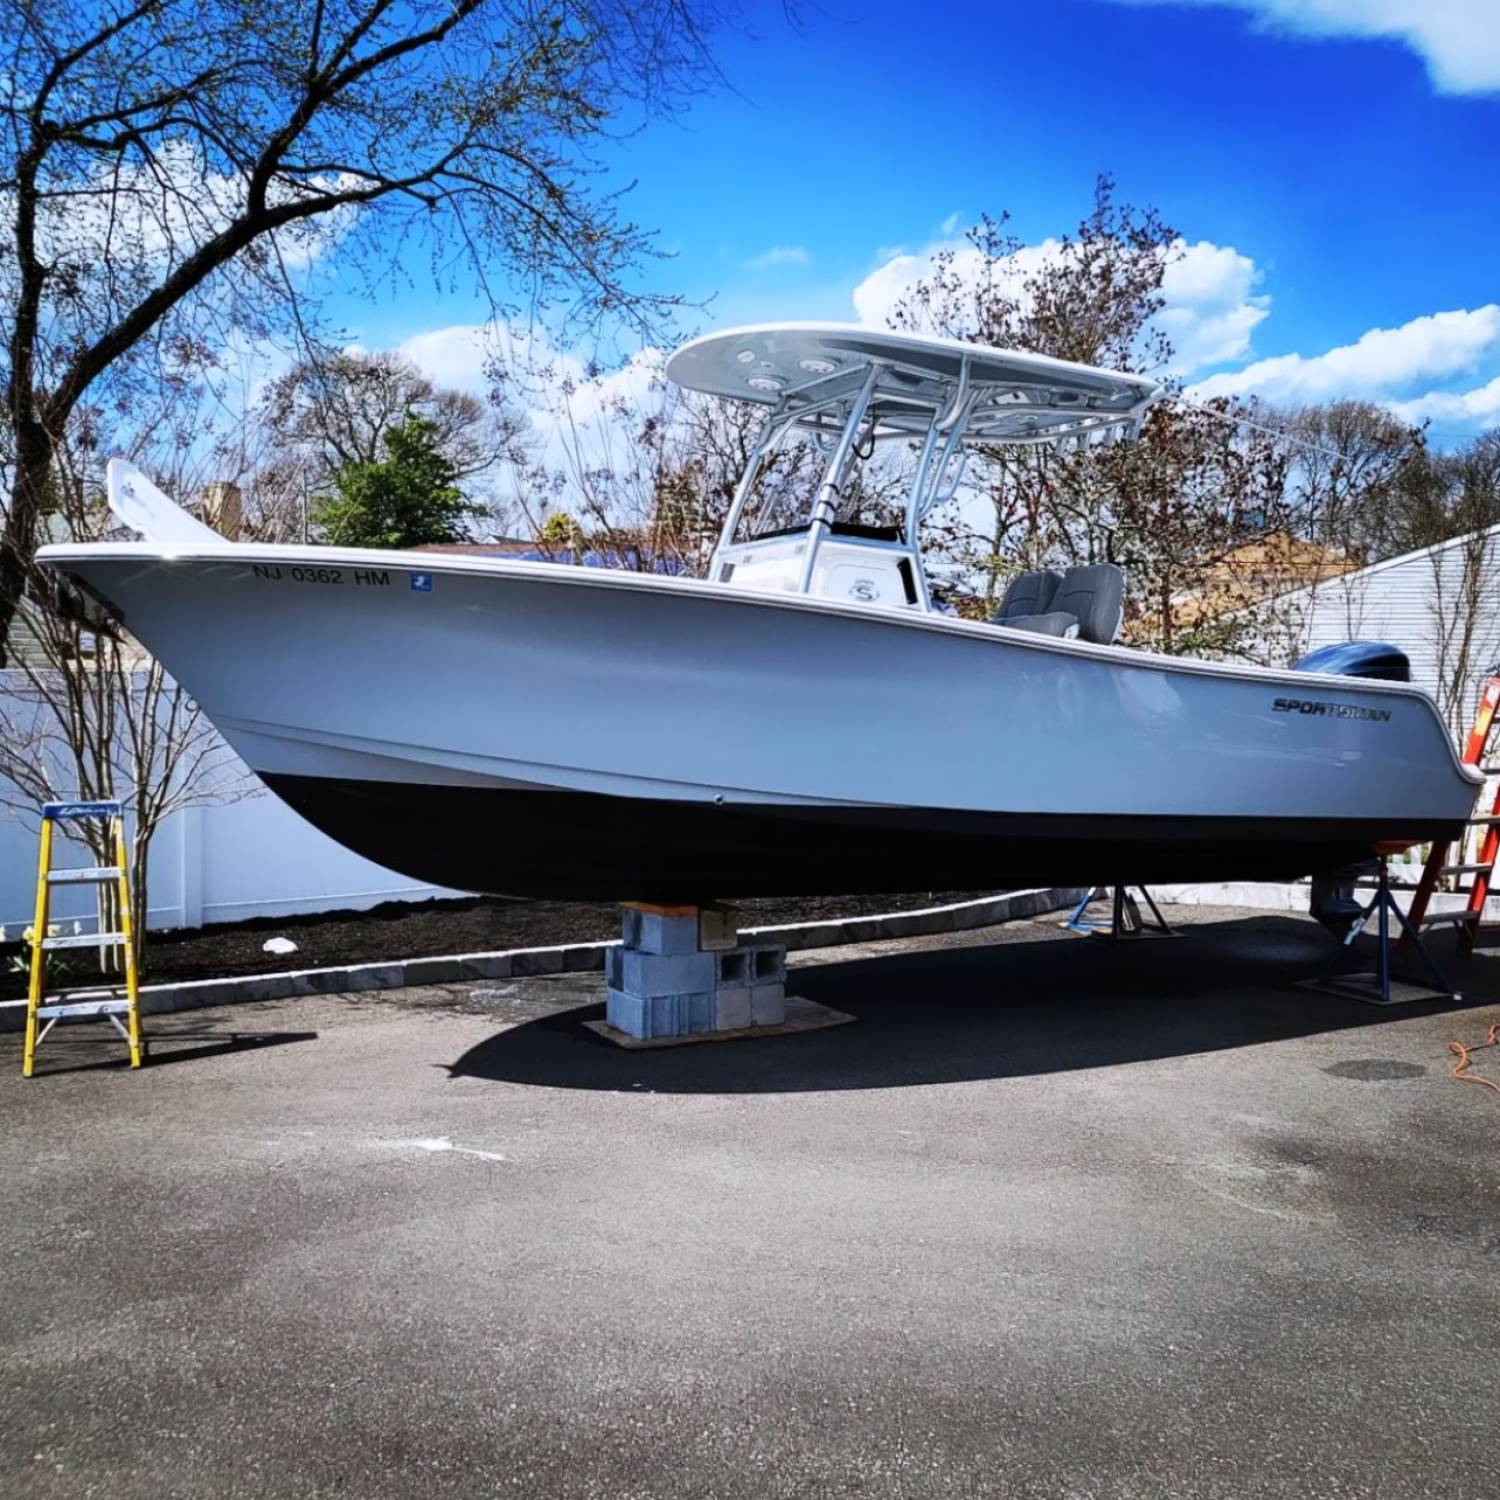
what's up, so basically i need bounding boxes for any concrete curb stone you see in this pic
[0,887,1083,1030]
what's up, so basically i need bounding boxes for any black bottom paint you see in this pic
[262,772,1462,904]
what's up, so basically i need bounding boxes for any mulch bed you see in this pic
[0,889,996,998]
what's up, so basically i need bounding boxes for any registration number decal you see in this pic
[252,564,392,588]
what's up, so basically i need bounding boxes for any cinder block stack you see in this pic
[606,902,787,1040]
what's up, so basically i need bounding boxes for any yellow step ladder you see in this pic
[22,800,143,1078]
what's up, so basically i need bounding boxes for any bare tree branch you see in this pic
[2,0,738,657]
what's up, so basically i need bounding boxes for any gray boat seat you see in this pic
[996,610,1080,638]
[991,569,1075,635]
[992,563,1124,644]
[992,568,1062,623]
[1052,563,1125,645]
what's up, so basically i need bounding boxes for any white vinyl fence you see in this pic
[0,672,451,935]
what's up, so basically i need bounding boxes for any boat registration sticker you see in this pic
[251,563,393,588]
[410,572,433,592]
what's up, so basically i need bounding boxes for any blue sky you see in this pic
[340,0,1500,441]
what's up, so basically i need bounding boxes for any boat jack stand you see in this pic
[586,904,857,1048]
[1065,886,1178,940]
[597,903,787,1042]
[1309,862,1460,1007]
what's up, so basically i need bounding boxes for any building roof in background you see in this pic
[1275,521,1500,599]
[1161,532,1358,632]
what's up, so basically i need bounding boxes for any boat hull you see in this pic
[262,772,1462,900]
[40,542,1480,901]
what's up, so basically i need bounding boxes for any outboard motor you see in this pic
[1309,864,1375,938]
[1292,640,1411,683]
[1294,640,1409,934]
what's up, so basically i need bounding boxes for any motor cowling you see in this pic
[1292,640,1411,682]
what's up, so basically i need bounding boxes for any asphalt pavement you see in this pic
[2,905,1498,1499]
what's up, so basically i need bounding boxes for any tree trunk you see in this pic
[96,877,124,977]
[128,829,151,976]
[0,418,57,667]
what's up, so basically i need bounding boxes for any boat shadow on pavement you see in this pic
[446,913,1499,1095]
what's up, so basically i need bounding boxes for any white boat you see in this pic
[37,323,1479,900]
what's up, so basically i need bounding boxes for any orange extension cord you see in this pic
[1448,1023,1500,1096]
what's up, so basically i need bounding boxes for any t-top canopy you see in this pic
[665,322,1161,445]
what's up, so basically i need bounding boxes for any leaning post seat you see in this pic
[1292,641,1412,683]
[993,563,1125,645]
[992,568,1062,623]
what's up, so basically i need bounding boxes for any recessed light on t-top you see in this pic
[735,349,757,364]
[747,375,785,392]
[799,357,838,374]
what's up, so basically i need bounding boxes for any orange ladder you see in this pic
[1406,670,1500,956]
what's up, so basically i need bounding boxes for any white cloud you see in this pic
[851,233,1266,375]
[851,251,926,328]
[741,244,812,270]
[1112,1,1500,94]
[9,138,353,279]
[1188,305,1500,401]
[0,140,355,398]
[391,320,667,471]
[851,237,1057,331]
[396,324,494,394]
[1389,375,1500,430]
[544,345,665,430]
[393,320,664,420]
[1157,240,1270,371]
[848,227,1500,434]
